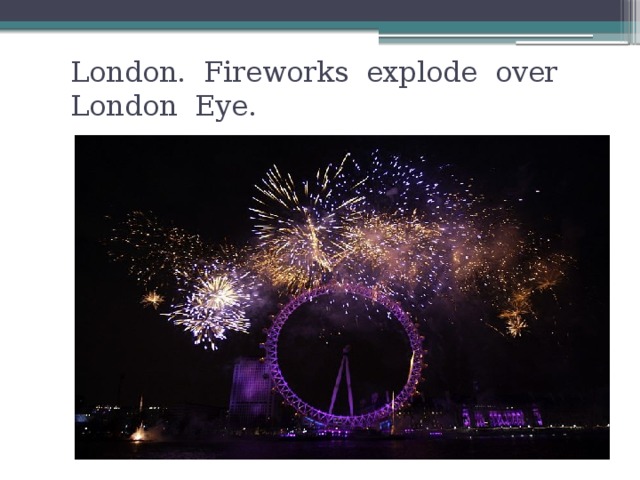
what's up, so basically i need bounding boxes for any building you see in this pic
[461,404,543,428]
[228,357,277,429]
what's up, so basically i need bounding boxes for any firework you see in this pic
[141,291,164,309]
[505,315,528,337]
[529,253,569,292]
[338,212,443,300]
[250,157,364,292]
[109,150,571,349]
[109,211,205,289]
[166,265,257,350]
[350,151,430,214]
[247,152,571,336]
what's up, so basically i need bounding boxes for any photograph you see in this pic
[75,136,609,459]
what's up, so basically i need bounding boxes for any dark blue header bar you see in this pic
[0,1,621,22]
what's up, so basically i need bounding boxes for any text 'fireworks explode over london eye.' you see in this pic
[109,151,570,351]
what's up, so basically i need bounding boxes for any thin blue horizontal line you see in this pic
[0,21,625,34]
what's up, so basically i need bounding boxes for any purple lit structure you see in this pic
[229,358,277,428]
[263,283,424,429]
[532,406,544,426]
[461,405,543,428]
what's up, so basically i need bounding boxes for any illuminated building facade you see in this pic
[229,357,277,428]
[461,405,543,428]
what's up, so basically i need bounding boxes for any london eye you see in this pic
[263,283,425,429]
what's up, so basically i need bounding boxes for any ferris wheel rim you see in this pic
[264,282,424,429]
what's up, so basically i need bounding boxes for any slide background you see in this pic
[1,29,635,475]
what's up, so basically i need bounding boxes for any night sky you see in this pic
[75,136,609,417]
